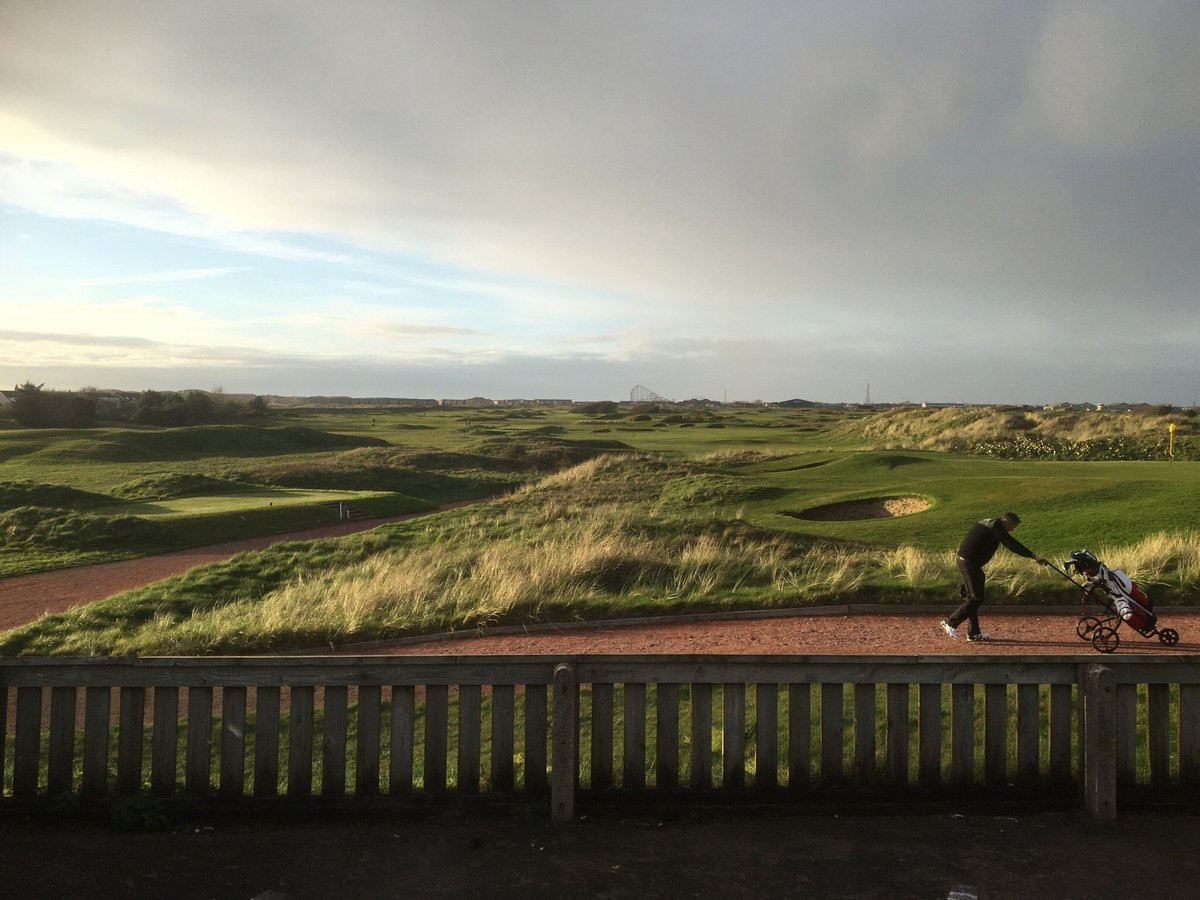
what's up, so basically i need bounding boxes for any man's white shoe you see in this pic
[941,620,958,640]
[967,632,991,642]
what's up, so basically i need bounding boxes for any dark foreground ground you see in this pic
[4,804,1200,900]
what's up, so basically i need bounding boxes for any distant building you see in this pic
[439,397,495,408]
[92,390,139,406]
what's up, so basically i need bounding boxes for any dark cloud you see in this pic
[2,1,1197,402]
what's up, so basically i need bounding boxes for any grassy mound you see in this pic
[840,407,1197,460]
[239,438,630,504]
[26,425,388,463]
[0,480,115,510]
[113,473,258,501]
[0,505,169,551]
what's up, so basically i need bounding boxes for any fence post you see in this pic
[1081,664,1117,822]
[551,663,577,823]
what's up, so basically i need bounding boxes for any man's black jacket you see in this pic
[957,518,1035,568]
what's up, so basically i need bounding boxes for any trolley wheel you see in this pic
[1159,628,1180,646]
[1077,616,1103,639]
[1091,626,1120,654]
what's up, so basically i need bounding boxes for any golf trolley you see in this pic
[1056,549,1179,654]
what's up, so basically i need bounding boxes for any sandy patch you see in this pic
[791,496,931,521]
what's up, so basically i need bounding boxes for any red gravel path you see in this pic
[0,512,444,633]
[341,608,1200,657]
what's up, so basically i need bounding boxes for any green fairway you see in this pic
[90,488,395,519]
[737,451,1200,552]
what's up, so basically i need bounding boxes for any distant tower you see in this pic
[865,383,871,405]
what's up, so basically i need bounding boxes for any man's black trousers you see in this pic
[948,556,986,637]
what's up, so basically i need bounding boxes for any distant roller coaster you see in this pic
[630,384,670,403]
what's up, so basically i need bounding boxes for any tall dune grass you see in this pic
[849,406,1195,460]
[123,521,1200,656]
[1091,531,1200,588]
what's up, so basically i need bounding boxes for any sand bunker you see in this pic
[790,496,931,521]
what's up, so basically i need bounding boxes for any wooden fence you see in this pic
[3,654,1199,821]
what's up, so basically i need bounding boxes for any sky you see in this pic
[2,1,1198,406]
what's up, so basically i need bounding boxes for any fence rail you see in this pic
[3,654,1199,820]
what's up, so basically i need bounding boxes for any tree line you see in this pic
[3,383,270,428]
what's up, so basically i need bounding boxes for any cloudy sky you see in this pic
[2,2,1197,405]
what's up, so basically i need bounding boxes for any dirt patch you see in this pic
[790,496,931,521]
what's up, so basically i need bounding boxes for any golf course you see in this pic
[2,402,1198,657]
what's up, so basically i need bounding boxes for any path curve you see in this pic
[0,502,482,632]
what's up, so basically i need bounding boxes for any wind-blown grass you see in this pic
[845,406,1198,460]
[1085,530,1200,586]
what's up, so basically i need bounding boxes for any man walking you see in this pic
[942,512,1047,642]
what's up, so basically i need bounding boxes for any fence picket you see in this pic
[1016,684,1040,786]
[48,686,77,797]
[219,686,247,797]
[657,682,681,789]
[690,683,713,789]
[755,683,777,789]
[152,687,180,796]
[81,685,110,798]
[1147,684,1170,788]
[425,684,448,795]
[389,685,415,795]
[918,684,941,788]
[458,684,481,794]
[322,686,348,797]
[287,685,314,798]
[1179,683,1200,786]
[253,686,280,797]
[117,686,146,796]
[623,682,646,789]
[1049,683,1073,785]
[886,683,908,787]
[1116,684,1137,786]
[984,684,1007,788]
[820,683,843,786]
[853,683,875,785]
[788,683,811,790]
[0,687,7,795]
[590,683,614,791]
[13,686,41,799]
[721,683,746,789]
[951,683,974,788]
[357,685,382,796]
[490,684,515,792]
[185,686,213,796]
[551,665,576,823]
[524,684,548,793]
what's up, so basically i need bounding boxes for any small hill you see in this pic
[835,406,1196,460]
